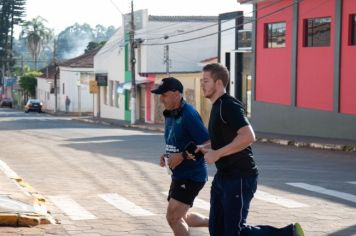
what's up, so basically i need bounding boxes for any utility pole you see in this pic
[164,44,170,76]
[53,39,58,114]
[129,0,136,124]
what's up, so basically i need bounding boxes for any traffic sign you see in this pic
[89,80,98,94]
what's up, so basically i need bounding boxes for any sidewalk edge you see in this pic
[0,160,57,226]
[73,118,356,153]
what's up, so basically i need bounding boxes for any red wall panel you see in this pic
[145,74,156,122]
[340,0,356,115]
[297,0,335,111]
[255,0,293,105]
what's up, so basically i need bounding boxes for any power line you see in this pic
[93,0,299,55]
[110,0,125,16]
[142,0,302,46]
[142,0,284,41]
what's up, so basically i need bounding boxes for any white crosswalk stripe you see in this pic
[193,198,210,210]
[70,139,123,144]
[161,192,210,210]
[162,190,308,210]
[98,193,155,217]
[49,181,356,221]
[287,182,356,203]
[255,190,308,208]
[49,195,96,220]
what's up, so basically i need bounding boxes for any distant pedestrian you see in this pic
[65,96,71,113]
[200,63,305,236]
[151,77,210,236]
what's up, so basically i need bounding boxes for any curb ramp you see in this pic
[0,160,57,227]
[0,212,53,227]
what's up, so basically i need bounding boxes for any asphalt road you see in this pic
[0,108,355,236]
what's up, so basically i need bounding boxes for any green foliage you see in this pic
[0,0,26,74]
[57,23,115,60]
[85,41,106,53]
[13,23,116,70]
[19,70,41,97]
[20,16,53,69]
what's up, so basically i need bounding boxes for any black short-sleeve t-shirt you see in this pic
[208,93,258,177]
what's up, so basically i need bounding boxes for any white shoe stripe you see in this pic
[346,181,356,185]
[49,195,96,220]
[287,182,356,203]
[255,190,308,208]
[98,193,155,217]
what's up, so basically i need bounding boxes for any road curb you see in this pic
[74,118,356,153]
[256,137,356,152]
[0,160,56,226]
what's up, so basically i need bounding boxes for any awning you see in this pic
[116,79,153,94]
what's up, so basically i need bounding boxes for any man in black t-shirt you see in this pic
[200,63,304,236]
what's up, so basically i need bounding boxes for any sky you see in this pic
[16,0,252,36]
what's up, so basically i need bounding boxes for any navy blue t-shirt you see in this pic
[164,102,209,182]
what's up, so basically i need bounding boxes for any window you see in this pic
[304,17,331,47]
[114,81,119,108]
[62,83,65,94]
[238,30,252,48]
[103,86,107,105]
[109,80,113,106]
[265,22,286,48]
[351,14,356,46]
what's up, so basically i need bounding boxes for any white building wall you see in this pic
[59,67,94,113]
[220,19,237,98]
[139,20,218,73]
[94,27,126,120]
[220,19,236,66]
[36,77,55,111]
[95,11,219,122]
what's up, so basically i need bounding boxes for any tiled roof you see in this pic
[148,15,218,22]
[38,63,57,79]
[59,47,101,68]
[200,57,218,63]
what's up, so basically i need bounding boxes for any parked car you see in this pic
[0,98,12,108]
[24,99,43,113]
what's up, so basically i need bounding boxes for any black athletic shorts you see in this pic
[167,179,205,207]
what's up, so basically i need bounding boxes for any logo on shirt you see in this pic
[165,144,180,153]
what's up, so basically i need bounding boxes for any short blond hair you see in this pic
[202,63,230,87]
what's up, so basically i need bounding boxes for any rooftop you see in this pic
[60,47,101,68]
[148,15,218,22]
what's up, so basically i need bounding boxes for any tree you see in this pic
[85,41,106,53]
[0,0,26,75]
[20,16,52,69]
[57,23,94,60]
[19,70,41,98]
[12,23,116,69]
[57,23,116,60]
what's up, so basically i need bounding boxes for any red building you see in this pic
[237,0,356,140]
